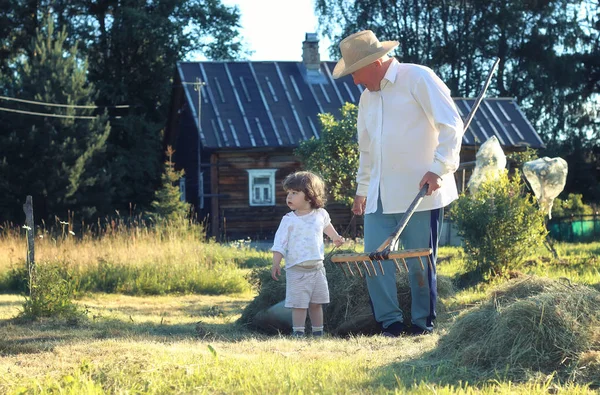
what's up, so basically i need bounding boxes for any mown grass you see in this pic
[0,293,597,394]
[0,223,598,394]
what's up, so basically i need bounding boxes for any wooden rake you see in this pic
[330,58,501,277]
[330,184,432,277]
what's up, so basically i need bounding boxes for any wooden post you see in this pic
[22,196,35,296]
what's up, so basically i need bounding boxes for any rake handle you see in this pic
[368,184,429,261]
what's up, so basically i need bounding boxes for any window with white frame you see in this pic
[247,169,277,206]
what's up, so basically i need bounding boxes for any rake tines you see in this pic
[330,248,432,277]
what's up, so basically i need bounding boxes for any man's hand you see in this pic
[419,172,443,195]
[271,263,281,281]
[352,195,367,215]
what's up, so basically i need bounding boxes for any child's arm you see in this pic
[271,251,283,281]
[324,224,345,247]
[271,216,289,281]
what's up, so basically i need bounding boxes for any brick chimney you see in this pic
[302,33,320,71]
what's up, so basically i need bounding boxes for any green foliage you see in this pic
[295,103,359,206]
[450,170,548,280]
[507,147,539,169]
[3,256,250,297]
[0,3,248,222]
[0,266,29,293]
[81,0,248,215]
[19,263,85,322]
[0,18,111,223]
[552,193,594,218]
[74,259,250,296]
[151,146,191,221]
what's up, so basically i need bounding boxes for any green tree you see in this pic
[63,0,249,217]
[151,146,191,221]
[552,193,594,218]
[0,1,248,221]
[295,103,359,206]
[0,18,110,223]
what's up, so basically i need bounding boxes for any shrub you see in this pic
[450,170,547,280]
[19,262,85,323]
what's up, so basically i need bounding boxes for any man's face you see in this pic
[351,62,382,92]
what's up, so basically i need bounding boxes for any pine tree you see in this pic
[151,146,191,221]
[0,17,111,223]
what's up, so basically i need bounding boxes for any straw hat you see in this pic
[332,30,399,79]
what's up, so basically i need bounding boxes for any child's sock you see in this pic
[312,326,324,337]
[292,327,305,338]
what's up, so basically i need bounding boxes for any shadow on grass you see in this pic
[0,299,24,307]
[0,298,271,357]
[85,299,250,319]
[364,342,483,390]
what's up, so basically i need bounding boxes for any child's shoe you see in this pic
[311,325,324,337]
[291,331,305,338]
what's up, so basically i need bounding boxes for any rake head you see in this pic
[330,248,433,277]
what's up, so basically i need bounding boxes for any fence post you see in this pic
[22,196,35,297]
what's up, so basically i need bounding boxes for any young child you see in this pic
[271,171,345,338]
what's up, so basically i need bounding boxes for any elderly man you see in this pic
[333,30,464,336]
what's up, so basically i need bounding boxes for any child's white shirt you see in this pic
[271,208,331,269]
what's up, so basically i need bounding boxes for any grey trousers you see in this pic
[363,201,442,331]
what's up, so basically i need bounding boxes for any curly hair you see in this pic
[282,171,327,209]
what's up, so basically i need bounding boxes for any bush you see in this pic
[450,170,547,280]
[19,262,85,323]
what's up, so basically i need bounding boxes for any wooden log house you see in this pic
[164,33,545,242]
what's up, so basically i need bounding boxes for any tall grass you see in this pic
[0,217,270,296]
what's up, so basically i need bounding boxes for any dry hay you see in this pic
[238,253,455,336]
[575,351,600,387]
[435,275,600,384]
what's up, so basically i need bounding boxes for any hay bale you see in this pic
[238,267,286,334]
[574,351,600,387]
[436,275,600,383]
[252,301,292,334]
[238,255,455,336]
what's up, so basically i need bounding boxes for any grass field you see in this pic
[0,227,598,394]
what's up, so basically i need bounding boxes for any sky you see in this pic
[215,0,333,62]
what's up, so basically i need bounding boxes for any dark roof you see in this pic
[176,61,544,150]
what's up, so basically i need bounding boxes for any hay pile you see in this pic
[435,276,600,385]
[238,254,455,336]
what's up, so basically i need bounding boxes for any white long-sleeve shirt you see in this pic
[271,208,331,268]
[356,60,464,214]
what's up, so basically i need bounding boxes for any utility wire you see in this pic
[0,95,130,109]
[0,106,120,119]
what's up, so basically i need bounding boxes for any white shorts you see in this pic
[285,261,330,308]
